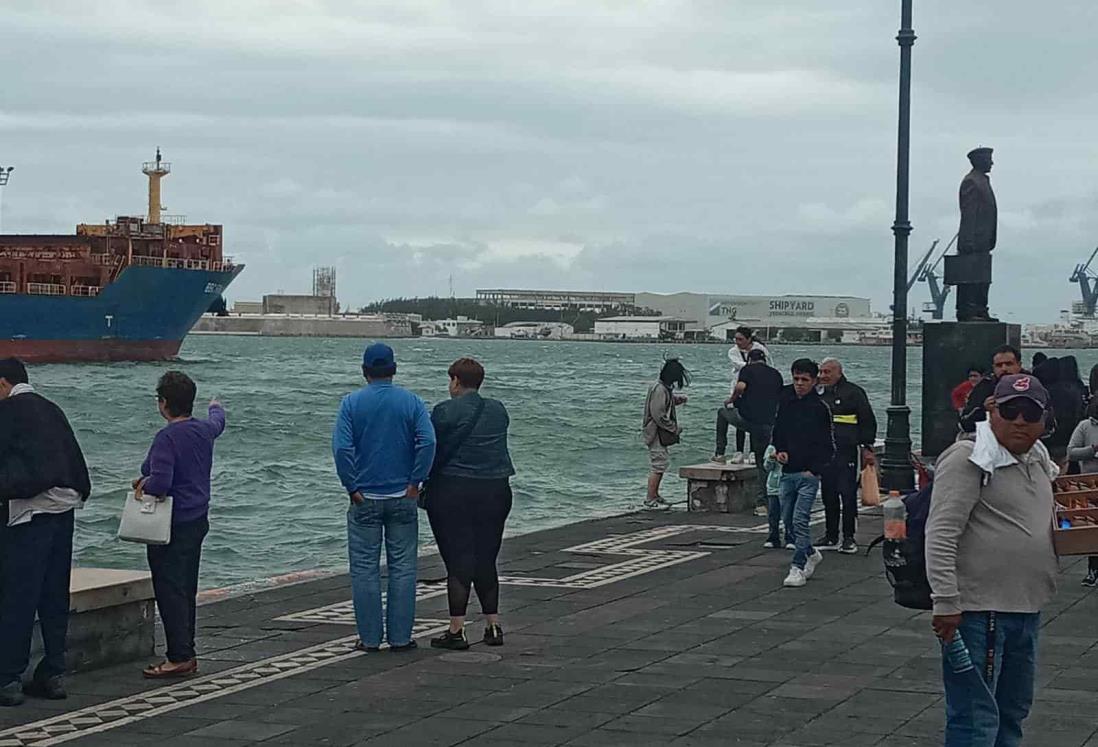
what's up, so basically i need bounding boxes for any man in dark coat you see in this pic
[956,146,997,321]
[817,358,878,554]
[0,358,91,706]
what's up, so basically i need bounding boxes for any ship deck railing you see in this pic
[26,283,67,296]
[129,255,235,272]
[70,285,101,297]
[0,281,15,294]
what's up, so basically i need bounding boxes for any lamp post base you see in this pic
[881,404,914,492]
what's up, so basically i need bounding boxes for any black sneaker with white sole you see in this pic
[839,539,858,555]
[1083,570,1098,588]
[431,629,469,651]
[483,624,504,646]
[816,538,839,551]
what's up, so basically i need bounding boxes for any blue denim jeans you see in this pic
[942,611,1040,747]
[347,498,419,648]
[779,473,818,569]
[766,493,787,544]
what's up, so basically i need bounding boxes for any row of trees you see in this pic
[360,297,644,333]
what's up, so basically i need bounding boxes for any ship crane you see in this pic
[1070,246,1098,318]
[907,235,954,320]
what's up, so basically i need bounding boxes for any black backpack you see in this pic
[868,482,934,610]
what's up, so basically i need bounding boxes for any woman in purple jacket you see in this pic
[133,371,226,679]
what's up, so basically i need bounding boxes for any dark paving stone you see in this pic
[8,510,1094,747]
[184,719,298,741]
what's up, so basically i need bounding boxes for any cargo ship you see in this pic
[0,151,243,363]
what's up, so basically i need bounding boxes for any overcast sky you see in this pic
[2,1,1096,321]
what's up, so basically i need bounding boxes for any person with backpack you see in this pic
[771,358,834,588]
[926,374,1058,747]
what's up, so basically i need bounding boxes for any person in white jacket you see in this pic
[723,327,772,465]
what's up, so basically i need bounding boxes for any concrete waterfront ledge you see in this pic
[27,567,156,675]
[680,461,759,513]
[2,509,1095,746]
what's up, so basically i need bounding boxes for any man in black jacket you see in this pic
[772,359,835,589]
[0,358,91,706]
[817,358,878,554]
[959,345,1023,433]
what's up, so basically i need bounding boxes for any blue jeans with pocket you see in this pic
[942,611,1040,747]
[779,473,818,569]
[347,497,419,648]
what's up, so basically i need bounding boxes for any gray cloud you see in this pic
[1,1,1096,320]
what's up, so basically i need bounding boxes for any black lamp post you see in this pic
[881,0,916,491]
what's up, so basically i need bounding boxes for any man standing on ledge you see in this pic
[0,359,91,706]
[772,359,834,588]
[927,374,1057,746]
[816,358,877,554]
[956,146,997,322]
[333,343,436,653]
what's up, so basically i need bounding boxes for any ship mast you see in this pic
[141,148,171,224]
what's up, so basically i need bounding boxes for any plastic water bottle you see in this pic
[942,632,974,674]
[883,490,907,540]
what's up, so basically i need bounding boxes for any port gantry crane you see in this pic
[1070,246,1098,318]
[907,235,954,320]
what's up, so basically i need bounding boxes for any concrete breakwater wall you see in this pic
[192,314,411,338]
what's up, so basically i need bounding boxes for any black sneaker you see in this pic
[838,539,858,555]
[389,639,419,653]
[1083,570,1098,588]
[817,537,839,551]
[0,681,24,707]
[430,629,469,651]
[23,676,66,700]
[483,624,504,647]
[353,641,380,653]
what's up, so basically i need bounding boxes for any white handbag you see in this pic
[118,492,173,545]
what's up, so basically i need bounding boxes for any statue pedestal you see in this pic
[921,321,1020,458]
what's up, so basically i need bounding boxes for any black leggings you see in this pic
[427,477,513,617]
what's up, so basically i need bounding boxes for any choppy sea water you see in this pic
[34,336,1091,589]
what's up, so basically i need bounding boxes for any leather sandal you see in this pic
[142,660,198,679]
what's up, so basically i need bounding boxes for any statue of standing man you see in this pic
[955,147,997,321]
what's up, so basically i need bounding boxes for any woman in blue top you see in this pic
[426,358,515,650]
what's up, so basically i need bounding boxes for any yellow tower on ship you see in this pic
[141,148,171,224]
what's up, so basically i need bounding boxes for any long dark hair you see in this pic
[659,358,690,390]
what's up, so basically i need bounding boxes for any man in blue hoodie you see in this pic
[333,343,436,652]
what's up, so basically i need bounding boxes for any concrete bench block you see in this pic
[29,568,156,674]
[679,463,759,514]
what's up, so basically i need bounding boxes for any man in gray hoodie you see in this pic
[926,374,1057,747]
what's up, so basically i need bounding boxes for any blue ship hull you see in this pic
[0,264,243,362]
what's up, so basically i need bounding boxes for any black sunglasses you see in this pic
[997,399,1045,424]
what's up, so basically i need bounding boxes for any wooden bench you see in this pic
[679,462,759,514]
[29,568,156,674]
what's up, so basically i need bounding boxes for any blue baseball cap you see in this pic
[363,342,395,369]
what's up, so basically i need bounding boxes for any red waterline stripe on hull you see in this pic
[0,339,182,363]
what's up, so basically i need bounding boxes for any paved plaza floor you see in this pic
[1,504,1096,746]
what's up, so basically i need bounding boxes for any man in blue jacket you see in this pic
[333,343,436,652]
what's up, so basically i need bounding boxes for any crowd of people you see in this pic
[0,344,514,706]
[642,326,879,588]
[644,336,1098,746]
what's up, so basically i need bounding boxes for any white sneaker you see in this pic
[804,549,824,579]
[785,543,796,550]
[643,497,671,511]
[730,452,746,464]
[783,567,807,588]
[753,506,768,517]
